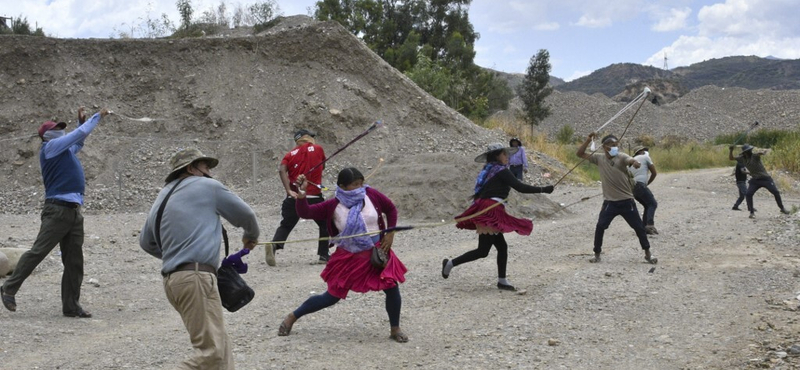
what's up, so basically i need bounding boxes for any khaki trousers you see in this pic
[163,270,233,370]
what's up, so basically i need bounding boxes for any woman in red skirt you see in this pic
[442,143,554,291]
[277,168,409,342]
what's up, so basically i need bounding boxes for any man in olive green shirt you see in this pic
[577,133,657,264]
[728,144,790,219]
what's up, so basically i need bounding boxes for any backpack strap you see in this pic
[155,177,186,251]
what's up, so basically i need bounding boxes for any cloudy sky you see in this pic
[5,0,800,81]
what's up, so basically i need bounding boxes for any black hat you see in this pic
[293,129,316,142]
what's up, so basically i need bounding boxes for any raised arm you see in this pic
[576,132,595,159]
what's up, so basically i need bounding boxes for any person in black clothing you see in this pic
[441,143,554,291]
[732,159,749,211]
[728,144,790,218]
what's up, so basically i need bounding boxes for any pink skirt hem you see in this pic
[321,246,407,299]
[455,198,533,235]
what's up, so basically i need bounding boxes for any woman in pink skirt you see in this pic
[442,143,554,291]
[278,168,409,342]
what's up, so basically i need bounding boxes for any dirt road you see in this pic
[1,168,798,369]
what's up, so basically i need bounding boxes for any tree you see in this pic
[2,15,44,36]
[313,0,511,120]
[176,0,194,30]
[518,49,553,128]
[249,1,279,25]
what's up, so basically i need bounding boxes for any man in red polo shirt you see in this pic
[266,129,329,265]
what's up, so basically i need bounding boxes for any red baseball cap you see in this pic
[38,121,67,139]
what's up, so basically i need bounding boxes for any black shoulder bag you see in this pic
[155,177,254,312]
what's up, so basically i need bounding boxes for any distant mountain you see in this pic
[556,63,674,98]
[556,56,800,102]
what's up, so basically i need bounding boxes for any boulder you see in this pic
[0,251,9,276]
[0,248,29,275]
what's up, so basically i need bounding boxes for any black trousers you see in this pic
[270,196,330,257]
[452,233,509,278]
[745,177,785,213]
[2,203,85,313]
[594,199,650,254]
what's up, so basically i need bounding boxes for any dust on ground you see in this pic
[1,168,799,369]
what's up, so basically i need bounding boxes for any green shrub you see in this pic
[556,125,574,145]
[635,134,656,148]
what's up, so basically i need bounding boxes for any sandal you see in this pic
[1,286,16,312]
[278,316,294,336]
[390,331,409,343]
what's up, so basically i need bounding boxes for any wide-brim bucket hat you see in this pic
[741,144,754,153]
[474,142,519,163]
[632,145,648,155]
[165,148,219,183]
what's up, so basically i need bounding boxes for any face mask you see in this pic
[608,147,619,157]
[43,130,65,141]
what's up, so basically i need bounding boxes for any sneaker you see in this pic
[732,206,741,211]
[265,245,276,266]
[63,309,92,318]
[749,213,756,219]
[645,251,658,264]
[441,259,450,279]
[645,225,658,235]
[497,282,517,291]
[589,254,601,263]
[316,255,329,264]
[780,208,791,215]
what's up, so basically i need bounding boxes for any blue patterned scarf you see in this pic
[474,162,507,196]
[334,185,375,252]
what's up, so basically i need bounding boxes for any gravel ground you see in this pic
[1,168,799,370]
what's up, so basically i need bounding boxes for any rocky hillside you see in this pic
[558,56,800,101]
[495,85,800,145]
[0,16,561,220]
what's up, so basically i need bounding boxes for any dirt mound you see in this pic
[0,18,559,220]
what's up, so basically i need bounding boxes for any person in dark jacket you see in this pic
[2,107,108,317]
[441,143,554,291]
[732,159,749,211]
[728,144,791,218]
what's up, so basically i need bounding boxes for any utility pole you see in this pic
[663,53,669,70]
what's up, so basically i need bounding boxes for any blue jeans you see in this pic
[509,165,524,181]
[633,182,657,226]
[733,181,747,208]
[594,199,650,254]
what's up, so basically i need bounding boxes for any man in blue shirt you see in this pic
[2,107,109,318]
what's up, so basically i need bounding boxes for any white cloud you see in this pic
[534,22,559,31]
[644,34,800,69]
[568,0,641,28]
[575,15,611,28]
[503,44,518,54]
[643,0,800,69]
[651,7,691,32]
